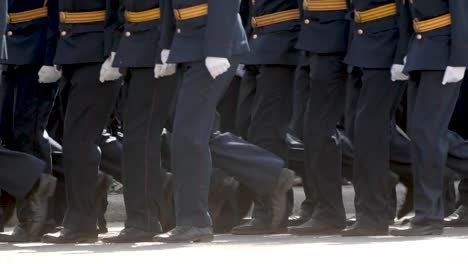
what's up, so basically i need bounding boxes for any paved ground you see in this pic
[2,224,468,264]
[2,185,467,263]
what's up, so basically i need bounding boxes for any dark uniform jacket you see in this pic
[296,0,350,54]
[241,0,302,65]
[54,0,120,65]
[0,0,58,66]
[399,0,468,72]
[344,0,402,69]
[160,0,249,64]
[113,0,162,68]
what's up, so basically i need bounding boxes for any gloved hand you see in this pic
[38,65,62,83]
[154,49,177,79]
[205,57,231,79]
[442,66,466,85]
[391,64,409,82]
[99,52,122,83]
[236,64,246,78]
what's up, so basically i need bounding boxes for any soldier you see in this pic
[391,0,468,236]
[340,0,406,236]
[41,0,122,243]
[0,0,60,243]
[287,0,350,235]
[102,0,178,243]
[153,0,295,243]
[231,0,302,235]
[0,1,56,242]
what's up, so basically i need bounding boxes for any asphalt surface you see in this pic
[3,185,468,264]
[2,224,468,264]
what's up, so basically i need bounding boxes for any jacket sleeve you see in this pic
[0,0,7,60]
[449,0,468,67]
[393,0,412,65]
[43,0,59,65]
[104,0,123,57]
[204,0,240,58]
[160,0,175,51]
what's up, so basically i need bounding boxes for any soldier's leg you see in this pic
[12,65,57,171]
[0,148,44,198]
[408,71,460,227]
[248,65,294,161]
[210,132,284,195]
[170,61,238,228]
[61,64,120,234]
[290,54,347,234]
[0,65,15,146]
[351,69,404,229]
[120,68,176,234]
[288,65,310,140]
[236,65,258,139]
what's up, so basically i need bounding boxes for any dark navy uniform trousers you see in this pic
[121,69,176,233]
[0,147,44,198]
[408,71,461,226]
[61,63,120,233]
[302,54,347,228]
[171,59,284,227]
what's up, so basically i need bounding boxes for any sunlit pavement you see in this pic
[2,185,466,264]
[1,224,468,264]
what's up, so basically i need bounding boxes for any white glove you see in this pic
[154,49,177,79]
[38,65,62,83]
[391,64,409,82]
[442,66,466,85]
[205,57,231,79]
[236,64,246,78]
[99,52,122,83]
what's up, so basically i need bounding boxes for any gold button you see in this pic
[176,28,181,34]
[60,31,67,37]
[6,31,12,36]
[125,31,131,37]
[252,34,258,39]
[304,19,310,25]
[416,34,422,40]
[357,29,364,35]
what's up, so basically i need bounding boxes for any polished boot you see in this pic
[0,225,30,243]
[288,218,344,235]
[341,223,388,237]
[42,228,98,243]
[288,213,312,227]
[102,227,160,243]
[390,223,443,236]
[444,205,468,227]
[271,169,296,228]
[231,218,286,235]
[153,226,213,243]
[27,174,57,239]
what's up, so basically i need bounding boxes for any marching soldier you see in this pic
[153,0,295,243]
[340,0,406,236]
[231,0,303,235]
[0,0,56,242]
[288,0,350,235]
[390,0,468,236]
[42,0,122,243]
[102,0,178,243]
[0,0,60,242]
